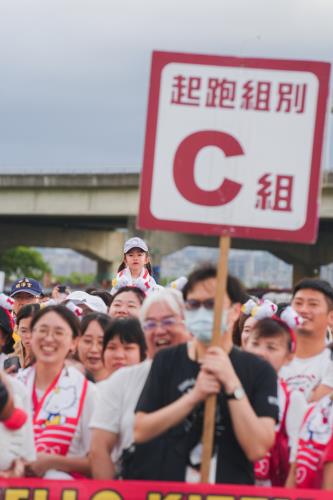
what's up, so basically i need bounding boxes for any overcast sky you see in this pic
[0,0,332,173]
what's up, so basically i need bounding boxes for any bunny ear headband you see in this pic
[278,306,305,353]
[111,275,148,295]
[241,298,278,320]
[241,299,303,353]
[168,277,188,291]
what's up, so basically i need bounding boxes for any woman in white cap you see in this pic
[111,237,157,296]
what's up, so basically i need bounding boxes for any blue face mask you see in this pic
[185,307,230,344]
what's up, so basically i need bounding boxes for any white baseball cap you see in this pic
[124,237,148,254]
[65,291,107,314]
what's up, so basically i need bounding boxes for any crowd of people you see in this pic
[1,235,333,490]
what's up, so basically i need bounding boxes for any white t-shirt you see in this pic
[279,348,333,401]
[0,374,36,471]
[285,389,308,457]
[90,359,152,463]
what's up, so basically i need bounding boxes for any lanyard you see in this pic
[32,366,63,424]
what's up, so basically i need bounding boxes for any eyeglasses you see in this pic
[185,299,215,311]
[143,317,180,331]
[33,327,66,339]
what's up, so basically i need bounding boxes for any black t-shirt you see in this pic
[134,343,278,484]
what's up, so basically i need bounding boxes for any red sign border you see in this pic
[138,50,331,243]
[0,477,331,500]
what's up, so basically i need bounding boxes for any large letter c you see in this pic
[173,130,244,206]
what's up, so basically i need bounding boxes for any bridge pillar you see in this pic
[96,260,113,288]
[292,262,320,285]
[96,260,112,278]
[74,230,125,277]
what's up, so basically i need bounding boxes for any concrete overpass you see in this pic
[1,171,333,282]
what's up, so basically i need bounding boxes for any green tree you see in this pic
[0,246,51,281]
[54,272,95,287]
[68,272,95,286]
[254,281,270,289]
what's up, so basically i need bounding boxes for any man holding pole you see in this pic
[133,265,278,484]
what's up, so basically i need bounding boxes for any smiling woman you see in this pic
[14,303,41,369]
[77,312,112,382]
[17,305,96,479]
[109,286,145,319]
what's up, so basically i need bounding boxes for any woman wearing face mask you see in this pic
[18,305,96,479]
[133,265,278,485]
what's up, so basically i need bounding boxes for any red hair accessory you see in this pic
[3,308,15,333]
[271,314,297,353]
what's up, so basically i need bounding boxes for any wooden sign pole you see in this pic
[200,235,231,482]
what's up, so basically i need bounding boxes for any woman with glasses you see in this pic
[89,288,190,479]
[103,318,146,377]
[18,305,96,479]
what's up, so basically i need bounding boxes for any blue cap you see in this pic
[10,277,43,297]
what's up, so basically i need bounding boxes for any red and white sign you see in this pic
[138,51,330,243]
[0,477,331,500]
